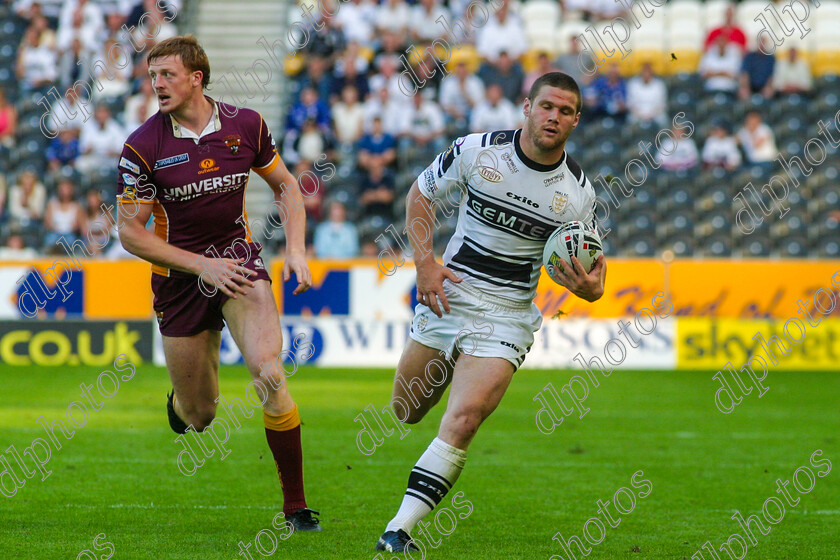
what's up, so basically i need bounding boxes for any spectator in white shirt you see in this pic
[470,84,520,132]
[656,124,699,171]
[336,0,377,45]
[736,111,778,168]
[16,26,58,93]
[398,94,446,152]
[76,105,127,175]
[627,63,668,127]
[702,120,742,171]
[439,61,485,131]
[57,0,104,53]
[376,0,411,35]
[476,0,527,62]
[313,201,360,258]
[123,79,159,132]
[410,0,451,42]
[773,48,813,96]
[332,85,366,146]
[8,171,47,229]
[363,87,403,136]
[699,35,742,94]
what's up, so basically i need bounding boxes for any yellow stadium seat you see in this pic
[522,49,552,73]
[445,44,481,74]
[812,51,840,77]
[285,55,305,76]
[665,50,701,76]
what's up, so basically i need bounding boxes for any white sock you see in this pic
[385,437,467,534]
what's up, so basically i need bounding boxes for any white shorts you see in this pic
[409,279,543,370]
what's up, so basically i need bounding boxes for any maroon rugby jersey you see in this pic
[116,97,279,277]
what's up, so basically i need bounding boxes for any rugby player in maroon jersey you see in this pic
[116,36,320,532]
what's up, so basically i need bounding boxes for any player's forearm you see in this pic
[276,185,306,255]
[118,219,205,275]
[406,184,435,265]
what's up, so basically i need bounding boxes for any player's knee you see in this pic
[182,404,217,432]
[445,407,484,440]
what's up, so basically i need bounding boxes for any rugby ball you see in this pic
[543,221,603,284]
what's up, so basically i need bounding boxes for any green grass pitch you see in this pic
[1,365,838,559]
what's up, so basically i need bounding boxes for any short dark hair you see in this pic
[527,72,582,113]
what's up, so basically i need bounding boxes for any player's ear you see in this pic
[523,98,530,117]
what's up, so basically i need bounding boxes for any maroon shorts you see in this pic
[152,242,271,337]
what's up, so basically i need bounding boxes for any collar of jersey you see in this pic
[513,128,567,172]
[169,97,222,143]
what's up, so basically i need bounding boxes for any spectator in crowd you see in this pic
[294,160,325,223]
[358,116,397,170]
[47,128,81,172]
[0,174,7,223]
[699,35,742,94]
[90,37,134,102]
[523,52,559,98]
[292,54,334,104]
[397,94,446,153]
[44,178,85,247]
[363,87,402,137]
[470,83,519,132]
[0,232,39,259]
[626,63,668,126]
[57,37,90,90]
[304,10,347,61]
[376,0,410,36]
[128,0,178,51]
[655,124,699,171]
[126,0,177,29]
[123,79,159,132]
[286,86,331,134]
[368,55,403,102]
[16,25,58,94]
[478,50,525,104]
[332,85,366,147]
[313,201,360,258]
[30,13,56,50]
[739,34,775,100]
[8,171,46,229]
[409,0,451,43]
[293,118,334,165]
[374,31,408,66]
[704,5,747,52]
[476,0,527,62]
[584,63,628,123]
[330,46,370,103]
[360,236,380,258]
[82,188,110,254]
[336,0,377,45]
[439,61,485,133]
[555,37,590,88]
[737,110,778,168]
[360,160,396,219]
[47,87,87,137]
[701,120,742,171]
[773,48,813,96]
[76,104,126,175]
[57,1,101,54]
[0,87,17,153]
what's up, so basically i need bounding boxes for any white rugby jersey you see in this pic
[417,128,597,304]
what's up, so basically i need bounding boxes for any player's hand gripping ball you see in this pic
[543,221,603,285]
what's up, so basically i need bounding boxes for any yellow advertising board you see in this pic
[676,318,840,370]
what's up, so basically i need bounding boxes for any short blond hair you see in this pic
[147,35,210,89]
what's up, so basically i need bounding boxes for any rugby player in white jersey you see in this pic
[375,72,607,552]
